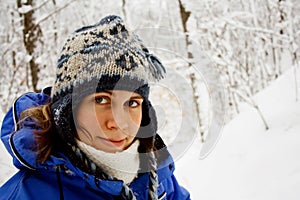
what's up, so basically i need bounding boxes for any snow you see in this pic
[174,66,300,199]
[17,5,33,14]
[0,137,17,185]
[0,67,299,199]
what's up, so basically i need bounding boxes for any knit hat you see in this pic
[52,15,165,102]
[51,15,166,145]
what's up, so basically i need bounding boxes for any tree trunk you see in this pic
[17,0,41,92]
[178,0,205,141]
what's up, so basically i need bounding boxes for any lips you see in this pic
[109,139,125,143]
[97,136,126,147]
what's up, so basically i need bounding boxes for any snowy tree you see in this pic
[182,0,300,124]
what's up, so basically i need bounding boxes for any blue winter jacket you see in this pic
[0,88,190,200]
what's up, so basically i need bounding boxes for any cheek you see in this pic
[76,107,103,131]
[129,109,142,128]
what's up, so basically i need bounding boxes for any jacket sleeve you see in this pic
[164,174,190,200]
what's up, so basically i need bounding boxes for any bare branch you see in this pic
[35,0,77,27]
[231,88,269,130]
[31,0,52,11]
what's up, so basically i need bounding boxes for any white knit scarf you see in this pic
[76,140,140,184]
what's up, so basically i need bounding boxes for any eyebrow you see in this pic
[103,91,113,95]
[130,96,144,100]
[104,90,144,99]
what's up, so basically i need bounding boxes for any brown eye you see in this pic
[125,100,139,108]
[94,96,109,104]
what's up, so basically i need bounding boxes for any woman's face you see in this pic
[75,90,144,153]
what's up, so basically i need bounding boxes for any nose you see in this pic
[106,106,129,131]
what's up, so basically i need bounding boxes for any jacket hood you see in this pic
[1,87,52,170]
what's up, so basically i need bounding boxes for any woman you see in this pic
[0,15,190,200]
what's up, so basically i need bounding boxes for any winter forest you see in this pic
[1,0,300,199]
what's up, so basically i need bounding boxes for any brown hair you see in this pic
[20,104,55,163]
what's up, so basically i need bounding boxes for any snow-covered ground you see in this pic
[175,66,300,200]
[1,67,299,199]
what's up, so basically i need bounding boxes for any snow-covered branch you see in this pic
[223,17,290,42]
[18,0,51,14]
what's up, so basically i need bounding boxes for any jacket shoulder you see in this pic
[0,170,28,200]
[154,135,191,199]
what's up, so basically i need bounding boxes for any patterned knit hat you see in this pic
[51,15,165,103]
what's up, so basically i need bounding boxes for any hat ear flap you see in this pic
[51,94,76,145]
[140,99,157,136]
[137,99,157,153]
